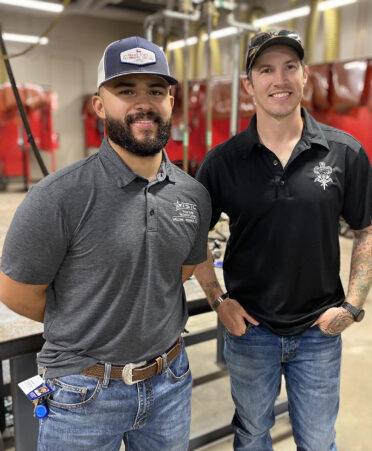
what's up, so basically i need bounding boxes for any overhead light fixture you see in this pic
[168,0,358,50]
[0,0,63,13]
[253,6,311,27]
[2,32,49,45]
[318,0,357,11]
[209,26,237,40]
[254,0,357,26]
[167,27,238,50]
[167,36,198,50]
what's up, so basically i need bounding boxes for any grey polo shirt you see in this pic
[1,138,211,378]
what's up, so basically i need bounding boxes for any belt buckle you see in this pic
[122,361,146,385]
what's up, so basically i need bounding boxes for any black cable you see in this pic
[0,26,49,177]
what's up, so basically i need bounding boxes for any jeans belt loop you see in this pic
[103,362,111,388]
[161,352,168,374]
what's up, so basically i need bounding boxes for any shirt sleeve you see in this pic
[183,187,212,265]
[195,156,223,230]
[341,144,372,230]
[1,186,69,284]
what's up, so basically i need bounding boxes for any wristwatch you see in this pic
[212,292,229,311]
[341,301,365,322]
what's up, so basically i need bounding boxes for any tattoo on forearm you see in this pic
[203,281,220,289]
[347,230,372,308]
[322,310,353,336]
[198,281,222,303]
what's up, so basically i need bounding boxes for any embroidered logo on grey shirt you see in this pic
[313,162,333,190]
[173,200,198,223]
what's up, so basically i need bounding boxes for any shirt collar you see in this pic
[235,115,261,159]
[237,108,330,159]
[99,138,175,187]
[301,108,330,151]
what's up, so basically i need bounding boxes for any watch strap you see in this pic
[212,292,229,311]
[341,301,364,321]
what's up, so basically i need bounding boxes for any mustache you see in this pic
[125,111,163,125]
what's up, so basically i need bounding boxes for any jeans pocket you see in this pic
[316,325,341,338]
[47,374,102,410]
[166,342,191,383]
[225,323,254,339]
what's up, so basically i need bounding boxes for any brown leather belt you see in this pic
[81,338,181,385]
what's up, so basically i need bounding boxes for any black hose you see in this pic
[0,26,49,177]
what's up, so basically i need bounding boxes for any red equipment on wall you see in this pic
[81,57,372,172]
[0,82,58,188]
[82,95,103,154]
[166,57,372,170]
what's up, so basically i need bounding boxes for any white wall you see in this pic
[1,11,141,177]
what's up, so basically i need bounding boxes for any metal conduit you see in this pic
[226,13,258,137]
[182,18,190,173]
[205,1,214,152]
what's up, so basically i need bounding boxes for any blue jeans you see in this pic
[38,340,192,451]
[224,325,342,451]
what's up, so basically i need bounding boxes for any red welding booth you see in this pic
[82,58,372,173]
[0,83,58,189]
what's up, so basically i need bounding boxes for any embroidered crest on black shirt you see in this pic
[313,162,333,190]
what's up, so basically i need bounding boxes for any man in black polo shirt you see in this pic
[195,30,372,450]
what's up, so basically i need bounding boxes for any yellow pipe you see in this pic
[324,8,340,62]
[0,59,7,83]
[305,0,321,63]
[166,36,184,82]
[239,7,265,71]
[194,24,221,79]
[287,0,299,30]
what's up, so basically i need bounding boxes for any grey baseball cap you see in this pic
[97,36,178,89]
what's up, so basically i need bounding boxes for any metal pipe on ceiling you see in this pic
[144,8,200,42]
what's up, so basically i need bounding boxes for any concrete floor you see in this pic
[1,187,371,450]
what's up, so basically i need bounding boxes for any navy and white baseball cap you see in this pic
[97,36,178,89]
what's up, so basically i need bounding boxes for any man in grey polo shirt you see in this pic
[0,36,211,450]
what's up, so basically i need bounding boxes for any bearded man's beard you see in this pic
[105,111,171,157]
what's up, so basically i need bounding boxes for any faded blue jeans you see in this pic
[38,340,192,451]
[224,325,341,451]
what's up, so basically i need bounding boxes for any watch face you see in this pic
[355,310,365,322]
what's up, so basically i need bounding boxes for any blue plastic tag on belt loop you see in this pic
[34,401,49,419]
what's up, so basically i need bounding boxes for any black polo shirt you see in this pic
[196,108,372,335]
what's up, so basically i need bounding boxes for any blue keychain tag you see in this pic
[18,375,53,418]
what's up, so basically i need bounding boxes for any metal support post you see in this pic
[10,353,38,451]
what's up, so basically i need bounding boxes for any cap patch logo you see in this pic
[120,47,156,66]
